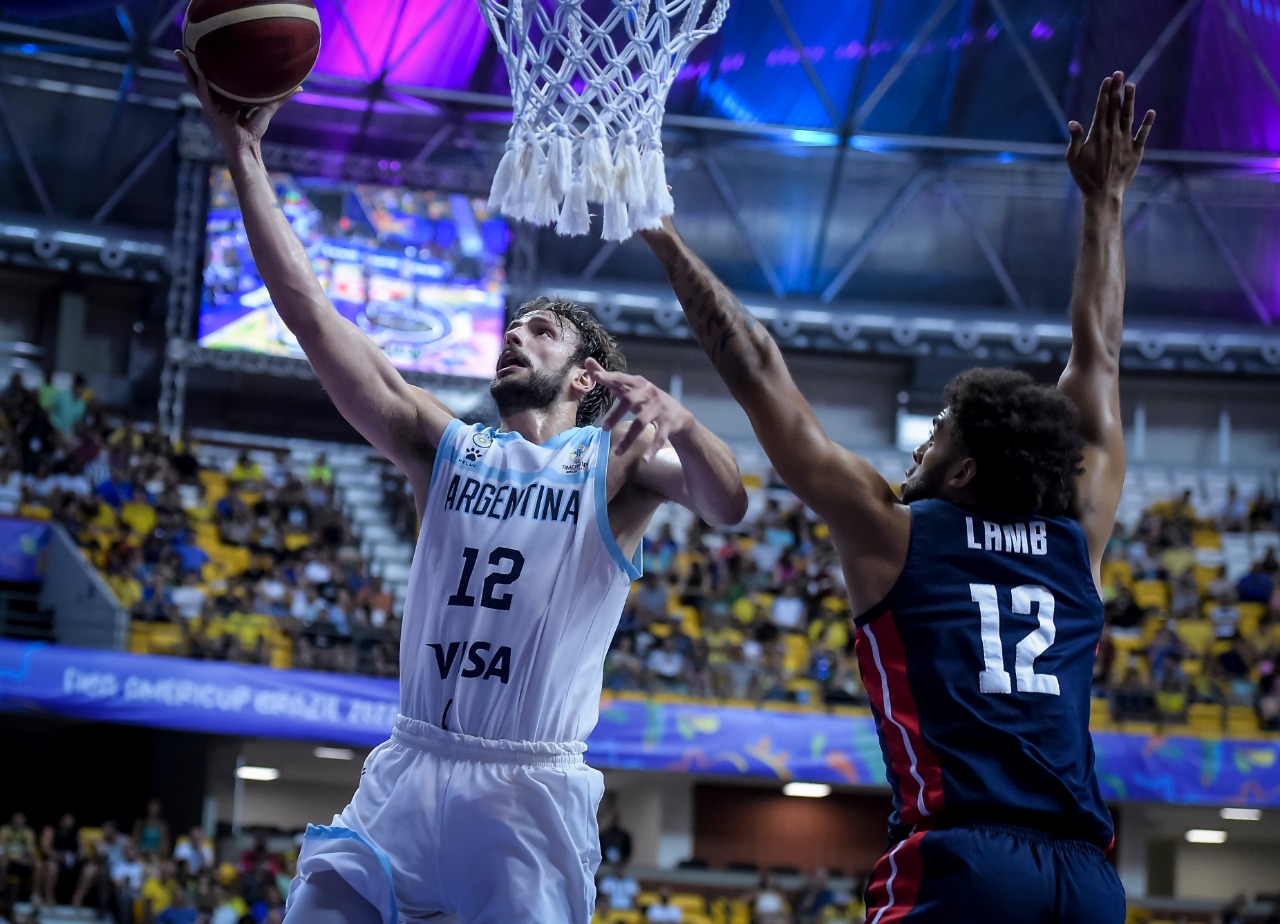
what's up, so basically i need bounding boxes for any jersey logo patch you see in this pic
[463,432,493,466]
[563,444,589,474]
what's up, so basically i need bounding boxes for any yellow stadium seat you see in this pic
[1090,697,1112,729]
[1238,602,1266,639]
[129,624,151,654]
[636,891,659,910]
[1194,565,1220,595]
[1188,703,1223,733]
[1132,580,1169,611]
[1191,529,1222,549]
[198,470,227,504]
[1227,705,1258,734]
[148,622,185,655]
[1101,558,1133,590]
[1175,620,1214,655]
[671,893,707,915]
[683,914,713,924]
[786,678,821,707]
[604,912,642,924]
[79,827,103,858]
[269,643,293,670]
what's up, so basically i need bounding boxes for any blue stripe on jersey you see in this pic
[429,419,463,491]
[488,425,588,451]
[302,823,399,924]
[594,428,641,582]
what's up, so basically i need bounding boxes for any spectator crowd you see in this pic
[3,369,1279,734]
[0,801,289,924]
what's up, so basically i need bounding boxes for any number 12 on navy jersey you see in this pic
[970,583,1061,696]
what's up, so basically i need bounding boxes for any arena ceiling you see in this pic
[3,0,1280,355]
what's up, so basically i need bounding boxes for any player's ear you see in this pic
[949,456,977,491]
[568,365,594,400]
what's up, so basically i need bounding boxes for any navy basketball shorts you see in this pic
[864,823,1125,924]
[287,714,605,924]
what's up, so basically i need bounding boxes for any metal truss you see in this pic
[176,118,491,194]
[537,280,1280,376]
[3,0,1280,396]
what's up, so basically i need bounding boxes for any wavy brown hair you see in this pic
[942,368,1085,519]
[514,297,627,427]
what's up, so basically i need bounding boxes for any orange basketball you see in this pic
[183,0,321,105]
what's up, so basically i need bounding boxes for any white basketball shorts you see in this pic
[287,714,605,923]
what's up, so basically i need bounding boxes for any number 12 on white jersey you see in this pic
[970,583,1061,696]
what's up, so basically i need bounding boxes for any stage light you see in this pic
[314,747,356,761]
[782,782,831,798]
[1219,808,1262,821]
[1184,829,1227,844]
[236,766,280,781]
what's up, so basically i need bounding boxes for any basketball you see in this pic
[183,0,321,105]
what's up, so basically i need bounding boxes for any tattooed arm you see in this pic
[641,219,909,613]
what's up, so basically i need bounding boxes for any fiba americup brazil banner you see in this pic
[1,640,1277,807]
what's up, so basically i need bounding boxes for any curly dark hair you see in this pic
[942,368,1085,519]
[514,296,627,427]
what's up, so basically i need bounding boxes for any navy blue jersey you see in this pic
[854,499,1113,847]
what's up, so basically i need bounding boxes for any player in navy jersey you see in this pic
[644,72,1155,923]
[180,55,747,924]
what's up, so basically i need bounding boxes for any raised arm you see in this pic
[1057,71,1155,585]
[177,53,452,503]
[584,357,747,527]
[641,222,909,612]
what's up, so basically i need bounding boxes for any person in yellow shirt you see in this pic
[305,452,332,485]
[141,859,180,920]
[107,570,144,611]
[228,451,265,490]
[120,497,158,538]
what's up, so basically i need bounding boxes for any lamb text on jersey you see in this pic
[964,517,1048,555]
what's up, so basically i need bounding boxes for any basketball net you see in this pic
[477,0,731,241]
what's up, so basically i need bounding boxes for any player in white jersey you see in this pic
[180,55,748,924]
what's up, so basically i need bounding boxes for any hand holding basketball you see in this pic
[1067,71,1156,201]
[177,49,297,155]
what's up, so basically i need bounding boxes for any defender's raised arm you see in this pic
[178,53,452,504]
[641,221,908,614]
[1057,71,1155,585]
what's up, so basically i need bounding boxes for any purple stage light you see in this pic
[1031,21,1054,41]
[313,0,489,91]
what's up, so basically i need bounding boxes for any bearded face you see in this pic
[900,460,950,504]
[489,354,577,418]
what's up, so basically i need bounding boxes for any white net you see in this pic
[477,0,731,241]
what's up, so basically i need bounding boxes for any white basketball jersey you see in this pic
[398,420,640,743]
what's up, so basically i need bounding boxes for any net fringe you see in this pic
[478,0,731,241]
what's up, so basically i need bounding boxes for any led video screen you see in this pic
[198,168,509,380]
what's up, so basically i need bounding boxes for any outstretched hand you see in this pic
[586,358,693,462]
[1067,70,1156,201]
[175,50,299,154]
